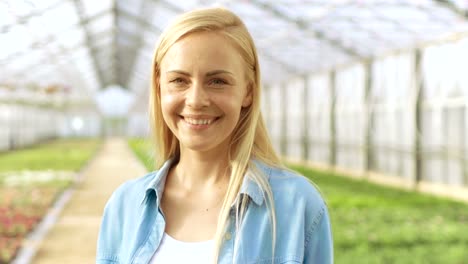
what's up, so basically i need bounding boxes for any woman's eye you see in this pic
[170,78,185,84]
[210,78,227,85]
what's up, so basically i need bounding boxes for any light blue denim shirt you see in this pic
[97,159,333,264]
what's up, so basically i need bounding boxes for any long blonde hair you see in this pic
[149,7,282,262]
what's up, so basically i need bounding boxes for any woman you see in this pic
[97,7,333,264]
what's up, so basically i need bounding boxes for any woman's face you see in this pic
[159,31,252,155]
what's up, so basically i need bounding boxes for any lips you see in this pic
[181,115,219,126]
[184,117,215,125]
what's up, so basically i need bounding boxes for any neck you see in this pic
[172,147,230,190]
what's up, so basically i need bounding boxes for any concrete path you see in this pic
[31,138,148,264]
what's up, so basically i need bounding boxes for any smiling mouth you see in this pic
[182,116,219,125]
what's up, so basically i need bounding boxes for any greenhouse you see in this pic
[1,0,468,263]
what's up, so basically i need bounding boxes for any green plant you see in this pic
[289,164,468,264]
[127,138,154,171]
[0,138,100,173]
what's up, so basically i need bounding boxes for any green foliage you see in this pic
[127,138,155,171]
[289,164,468,264]
[0,138,101,173]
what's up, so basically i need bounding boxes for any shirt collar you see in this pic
[141,158,173,206]
[141,159,270,207]
[237,169,265,206]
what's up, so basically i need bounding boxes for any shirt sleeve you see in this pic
[304,205,334,264]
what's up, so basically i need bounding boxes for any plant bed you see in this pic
[0,186,63,264]
[0,182,70,263]
[0,138,100,263]
[0,138,101,173]
[289,164,468,264]
[0,237,21,264]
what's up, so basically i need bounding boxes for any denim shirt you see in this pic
[97,160,333,264]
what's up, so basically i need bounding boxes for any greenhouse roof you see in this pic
[1,0,468,98]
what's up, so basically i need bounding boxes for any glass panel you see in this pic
[82,0,113,18]
[87,14,113,35]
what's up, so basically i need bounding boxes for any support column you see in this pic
[413,49,423,186]
[329,71,337,166]
[302,75,310,161]
[364,61,374,173]
[464,100,468,187]
[280,82,287,156]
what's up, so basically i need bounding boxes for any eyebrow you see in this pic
[206,70,233,77]
[166,70,233,77]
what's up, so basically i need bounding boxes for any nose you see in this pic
[186,82,209,108]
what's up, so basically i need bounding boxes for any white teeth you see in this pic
[185,117,214,125]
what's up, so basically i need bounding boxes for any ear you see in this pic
[242,84,253,107]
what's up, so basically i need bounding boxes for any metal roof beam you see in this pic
[118,8,163,33]
[0,1,64,33]
[0,7,112,65]
[2,29,114,66]
[250,0,362,60]
[118,0,157,88]
[1,5,110,35]
[434,0,468,19]
[71,0,106,89]
[157,0,184,13]
[259,51,302,76]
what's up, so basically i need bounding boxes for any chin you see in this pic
[180,139,213,150]
[179,138,229,154]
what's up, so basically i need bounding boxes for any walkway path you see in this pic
[31,138,148,264]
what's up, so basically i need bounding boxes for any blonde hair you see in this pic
[149,7,282,262]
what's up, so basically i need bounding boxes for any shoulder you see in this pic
[265,164,326,211]
[248,162,333,261]
[255,162,328,227]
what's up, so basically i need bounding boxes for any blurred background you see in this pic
[1,0,468,263]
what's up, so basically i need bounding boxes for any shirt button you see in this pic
[225,232,232,240]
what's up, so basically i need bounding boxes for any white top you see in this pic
[149,233,214,264]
